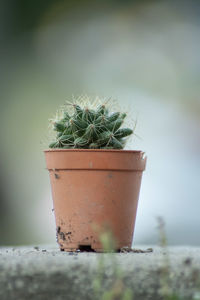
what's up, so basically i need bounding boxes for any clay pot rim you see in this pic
[44,149,147,171]
[44,149,144,154]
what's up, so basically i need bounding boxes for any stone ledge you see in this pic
[0,245,200,300]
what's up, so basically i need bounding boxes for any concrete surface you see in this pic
[0,245,200,300]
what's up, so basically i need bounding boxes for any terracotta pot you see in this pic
[44,149,146,252]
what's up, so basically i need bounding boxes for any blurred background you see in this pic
[0,0,199,246]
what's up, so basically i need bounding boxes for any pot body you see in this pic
[44,149,146,252]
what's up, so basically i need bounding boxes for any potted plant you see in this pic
[44,97,146,252]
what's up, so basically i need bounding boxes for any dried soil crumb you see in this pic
[54,173,59,179]
[120,247,153,253]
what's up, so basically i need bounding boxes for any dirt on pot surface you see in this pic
[56,226,68,241]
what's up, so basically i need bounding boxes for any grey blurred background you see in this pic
[0,0,200,246]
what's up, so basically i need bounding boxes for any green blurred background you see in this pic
[0,0,200,246]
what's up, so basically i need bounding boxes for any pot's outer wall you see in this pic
[44,150,147,252]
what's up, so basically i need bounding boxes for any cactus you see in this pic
[49,103,133,149]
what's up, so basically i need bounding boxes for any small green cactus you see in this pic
[49,102,133,149]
